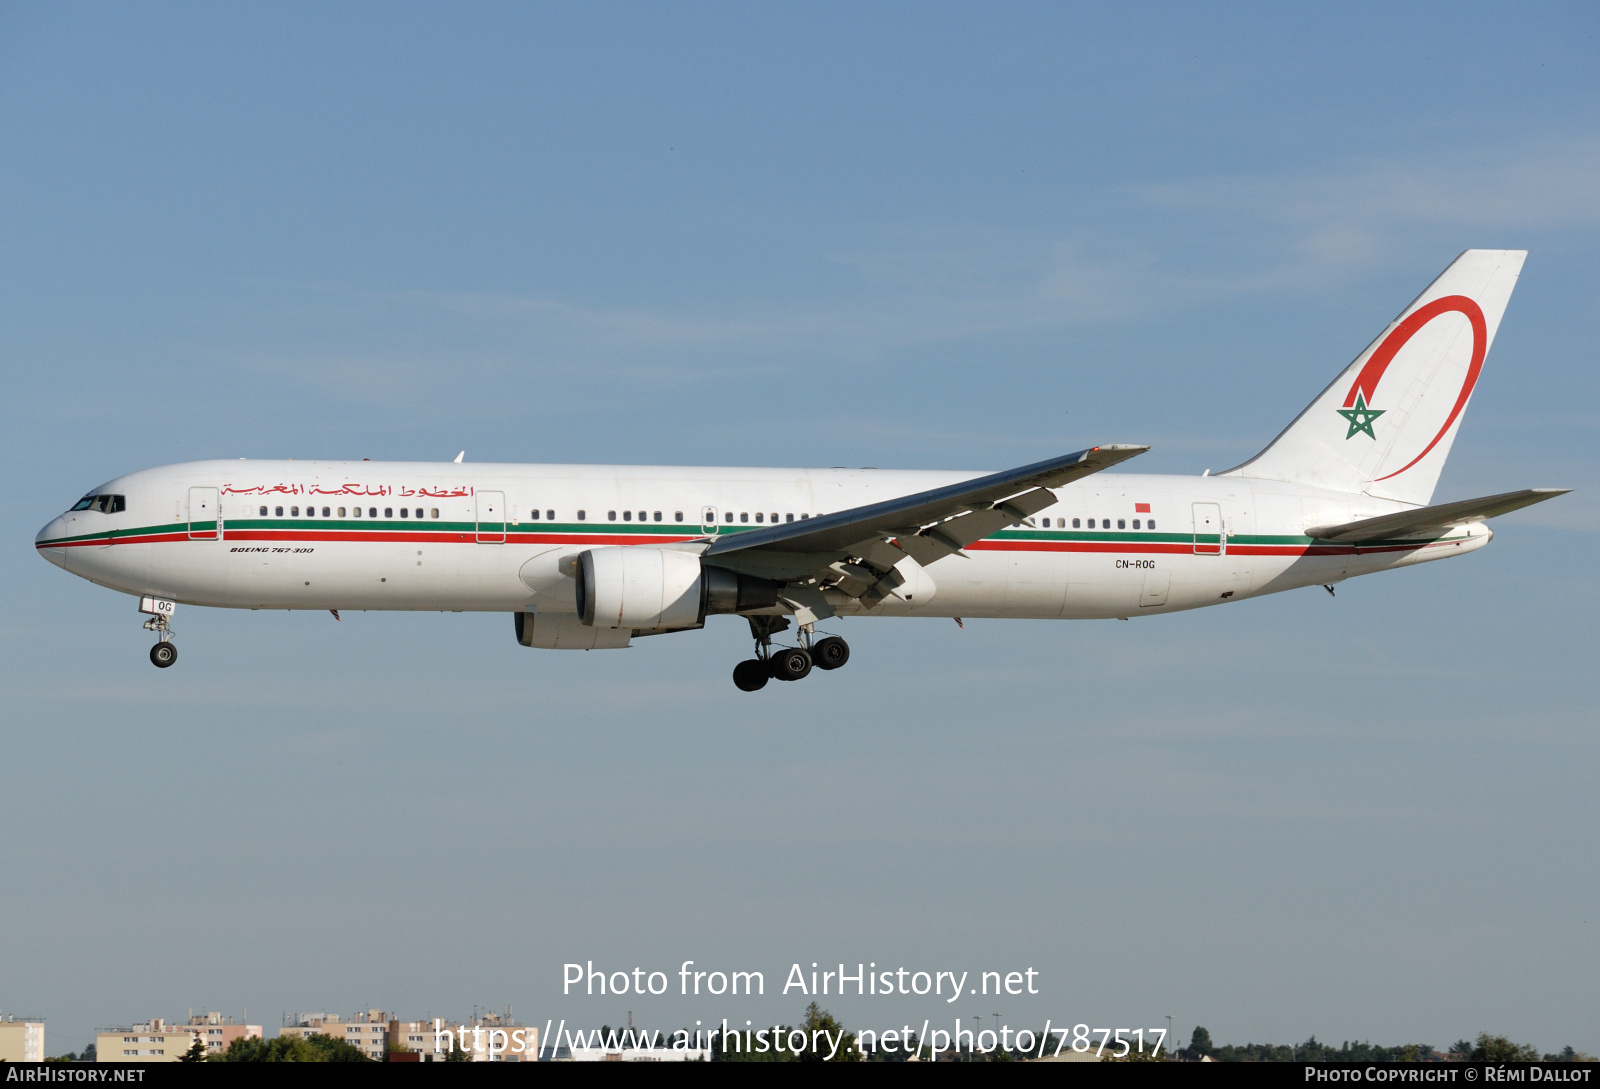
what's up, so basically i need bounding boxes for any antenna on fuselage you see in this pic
[454,451,465,463]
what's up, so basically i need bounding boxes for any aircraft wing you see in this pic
[1306,488,1569,543]
[701,444,1148,584]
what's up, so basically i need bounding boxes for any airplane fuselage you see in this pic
[35,459,1488,623]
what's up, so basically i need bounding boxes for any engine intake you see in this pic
[576,547,779,629]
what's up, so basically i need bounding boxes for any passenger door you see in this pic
[476,491,506,543]
[188,487,220,541]
[1192,502,1223,556]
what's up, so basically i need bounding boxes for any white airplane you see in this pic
[36,250,1565,690]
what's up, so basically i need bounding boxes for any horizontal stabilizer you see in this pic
[1306,488,1568,543]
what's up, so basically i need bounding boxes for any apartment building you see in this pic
[178,1012,262,1058]
[278,1008,538,1062]
[0,1016,44,1062]
[395,1011,539,1063]
[281,1009,392,1061]
[97,1018,196,1062]
[96,1013,261,1062]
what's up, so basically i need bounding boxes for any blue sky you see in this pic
[3,2,1597,1056]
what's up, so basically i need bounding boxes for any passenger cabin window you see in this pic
[547,510,555,520]
[400,508,409,518]
[653,511,662,522]
[1148,520,1156,530]
[384,507,393,518]
[323,507,331,517]
[276,506,285,517]
[1132,519,1140,529]
[725,512,734,522]
[1117,519,1126,529]
[577,510,586,521]
[338,507,346,517]
[755,513,763,523]
[740,512,748,523]
[622,511,631,521]
[291,506,300,516]
[431,508,439,519]
[673,511,682,522]
[637,511,646,522]
[353,507,362,518]
[530,509,540,520]
[1072,518,1080,528]
[368,508,377,517]
[609,511,618,521]
[259,506,268,516]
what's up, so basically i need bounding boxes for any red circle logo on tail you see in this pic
[1338,294,1487,481]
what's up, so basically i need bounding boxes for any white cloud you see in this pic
[1130,135,1600,268]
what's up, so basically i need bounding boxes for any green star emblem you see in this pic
[1336,391,1385,440]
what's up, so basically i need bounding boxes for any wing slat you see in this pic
[702,445,1148,566]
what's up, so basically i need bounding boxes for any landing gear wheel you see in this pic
[732,659,769,692]
[150,642,177,668]
[769,647,813,682]
[811,636,849,670]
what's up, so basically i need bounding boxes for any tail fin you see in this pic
[1222,249,1526,505]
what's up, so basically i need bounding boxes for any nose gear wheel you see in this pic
[142,611,177,668]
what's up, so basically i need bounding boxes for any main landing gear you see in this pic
[732,617,850,691]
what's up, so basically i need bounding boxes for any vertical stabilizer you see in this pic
[1222,250,1526,506]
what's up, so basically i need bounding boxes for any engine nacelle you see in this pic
[575,547,779,630]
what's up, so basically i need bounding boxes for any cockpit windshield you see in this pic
[70,494,125,514]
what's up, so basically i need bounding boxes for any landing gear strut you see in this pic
[143,608,177,668]
[731,617,848,691]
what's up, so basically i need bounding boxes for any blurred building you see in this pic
[281,1009,392,1061]
[97,1014,260,1062]
[179,1012,262,1058]
[0,1015,44,1062]
[96,1018,195,1062]
[284,1007,538,1062]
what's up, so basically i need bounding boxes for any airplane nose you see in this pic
[36,517,67,568]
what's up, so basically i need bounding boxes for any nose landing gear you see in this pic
[731,617,848,691]
[141,598,178,668]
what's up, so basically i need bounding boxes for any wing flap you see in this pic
[1307,488,1568,543]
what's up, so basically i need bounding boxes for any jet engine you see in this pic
[575,547,779,630]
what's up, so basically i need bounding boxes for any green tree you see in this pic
[1470,1034,1540,1062]
[221,1033,373,1062]
[798,1003,862,1063]
[1186,1026,1213,1059]
[714,1024,796,1062]
[179,1035,208,1062]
